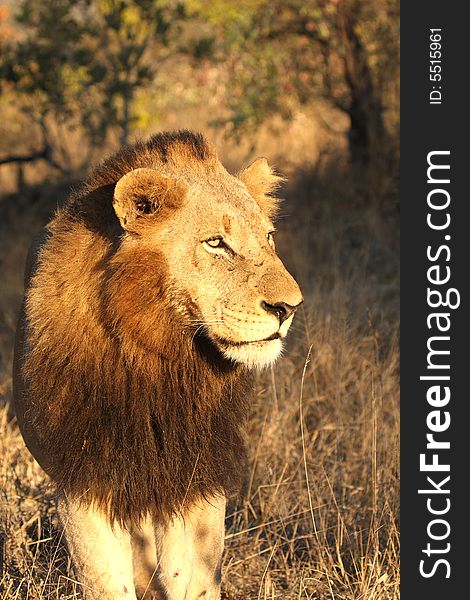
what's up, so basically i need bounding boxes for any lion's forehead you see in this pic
[181,182,272,241]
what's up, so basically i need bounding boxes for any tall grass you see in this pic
[0,153,399,599]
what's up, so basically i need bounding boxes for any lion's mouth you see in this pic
[214,332,280,347]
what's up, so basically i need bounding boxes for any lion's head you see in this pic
[110,132,302,369]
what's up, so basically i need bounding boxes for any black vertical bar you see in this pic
[401,2,469,597]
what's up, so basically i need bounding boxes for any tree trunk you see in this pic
[338,1,387,166]
[120,85,131,147]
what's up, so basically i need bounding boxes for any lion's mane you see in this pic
[20,132,252,526]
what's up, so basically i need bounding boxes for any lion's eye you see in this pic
[267,232,275,249]
[202,237,232,254]
[206,238,222,248]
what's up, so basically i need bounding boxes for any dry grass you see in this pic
[0,151,399,599]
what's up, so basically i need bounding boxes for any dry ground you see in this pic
[0,152,399,599]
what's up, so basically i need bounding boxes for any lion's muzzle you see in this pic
[261,299,303,326]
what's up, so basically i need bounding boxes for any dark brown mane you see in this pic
[148,130,212,162]
[20,132,252,526]
[75,130,216,198]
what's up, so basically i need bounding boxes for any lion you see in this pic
[13,130,302,599]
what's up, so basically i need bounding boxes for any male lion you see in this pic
[13,131,302,599]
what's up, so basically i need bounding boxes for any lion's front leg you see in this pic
[57,494,137,600]
[156,495,226,600]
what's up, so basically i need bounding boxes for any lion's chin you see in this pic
[221,338,284,370]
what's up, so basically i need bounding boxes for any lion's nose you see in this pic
[261,300,301,325]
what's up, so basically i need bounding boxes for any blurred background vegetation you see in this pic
[0,1,399,598]
[0,0,398,186]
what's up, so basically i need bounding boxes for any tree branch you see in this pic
[0,143,63,171]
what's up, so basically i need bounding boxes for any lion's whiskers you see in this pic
[188,320,224,345]
[189,319,224,326]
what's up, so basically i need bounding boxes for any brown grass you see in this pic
[0,150,399,599]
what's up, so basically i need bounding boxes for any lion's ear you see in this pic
[113,168,186,231]
[238,158,285,219]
